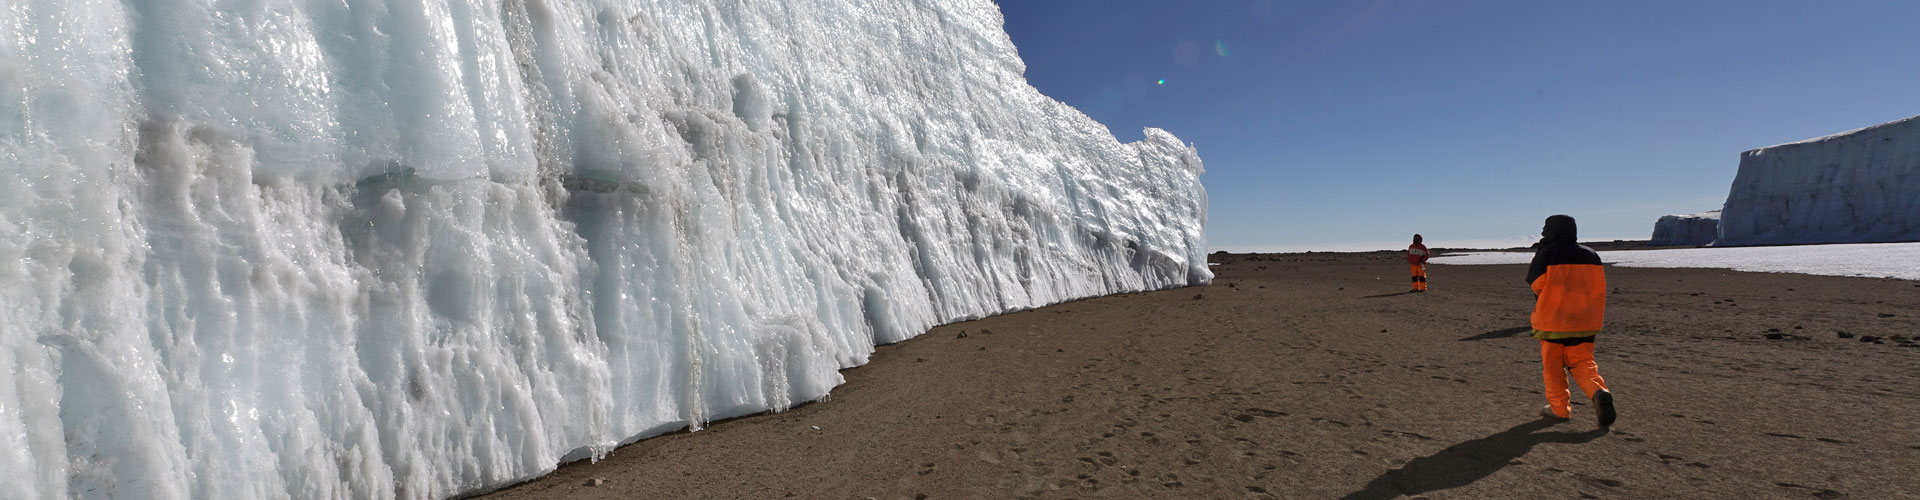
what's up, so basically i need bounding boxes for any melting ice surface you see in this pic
[1432,243,1920,281]
[0,1,1209,498]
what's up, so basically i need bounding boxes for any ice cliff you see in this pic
[1649,211,1719,246]
[1717,115,1920,246]
[0,1,1209,498]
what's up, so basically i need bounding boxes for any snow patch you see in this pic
[1432,243,1920,281]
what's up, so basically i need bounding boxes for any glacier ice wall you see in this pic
[1718,115,1920,246]
[0,0,1209,498]
[1649,210,1719,246]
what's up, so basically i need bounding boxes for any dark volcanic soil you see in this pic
[478,250,1920,499]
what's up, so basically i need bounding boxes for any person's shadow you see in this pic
[1339,418,1608,500]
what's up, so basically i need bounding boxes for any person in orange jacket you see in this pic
[1526,215,1616,427]
[1406,234,1429,292]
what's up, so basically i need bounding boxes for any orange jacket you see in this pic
[1527,217,1605,337]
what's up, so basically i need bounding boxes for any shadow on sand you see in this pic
[1338,418,1607,500]
[1360,291,1418,299]
[1458,326,1532,342]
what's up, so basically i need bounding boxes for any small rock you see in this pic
[1380,329,1388,333]
[584,477,608,487]
[1838,332,1855,339]
[1192,294,1204,300]
[1056,348,1064,352]
[915,357,927,362]
[955,330,969,339]
[811,425,821,430]
[1258,285,1266,289]
[1793,326,1803,330]
[1767,328,1781,333]
[1860,336,1882,343]
[1227,282,1237,288]
[1879,313,1897,318]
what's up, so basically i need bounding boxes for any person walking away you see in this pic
[1407,234,1430,292]
[1526,215,1616,427]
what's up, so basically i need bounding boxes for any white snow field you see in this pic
[1717,114,1920,246]
[1649,210,1719,246]
[1431,242,1920,281]
[0,1,1209,498]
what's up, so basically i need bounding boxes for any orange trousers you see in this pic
[1540,340,1608,418]
[1409,264,1427,291]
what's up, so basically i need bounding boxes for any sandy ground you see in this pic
[476,249,1920,499]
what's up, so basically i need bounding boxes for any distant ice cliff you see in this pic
[1650,211,1719,246]
[1717,115,1920,246]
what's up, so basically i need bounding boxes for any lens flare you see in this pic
[1215,40,1231,58]
[1157,79,1165,85]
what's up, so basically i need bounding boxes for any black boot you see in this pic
[1594,390,1616,428]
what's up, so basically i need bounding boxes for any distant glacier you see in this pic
[1649,211,1718,246]
[0,0,1209,498]
[1715,114,1920,246]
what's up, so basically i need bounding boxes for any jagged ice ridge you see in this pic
[0,1,1209,498]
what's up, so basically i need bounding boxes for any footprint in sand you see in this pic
[1244,408,1287,418]
[1775,482,1846,499]
[1390,430,1435,441]
[1310,417,1352,428]
[1546,469,1624,488]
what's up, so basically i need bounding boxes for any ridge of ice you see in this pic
[1717,114,1920,246]
[1649,210,1719,246]
[0,1,1209,498]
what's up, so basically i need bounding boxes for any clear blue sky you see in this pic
[995,0,1920,251]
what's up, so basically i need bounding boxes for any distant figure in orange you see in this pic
[1406,234,1429,292]
[1526,214,1616,427]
